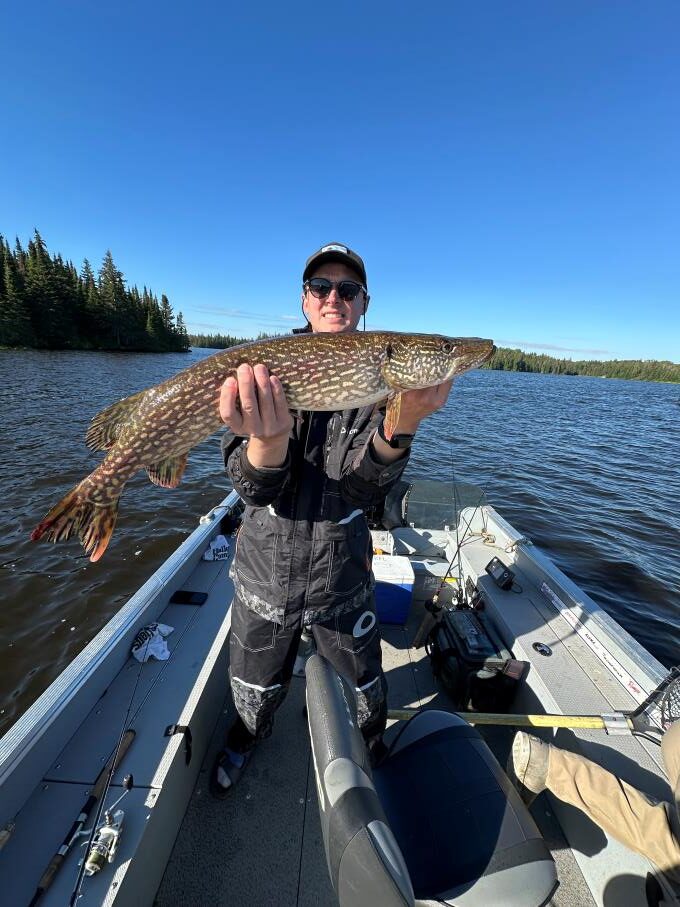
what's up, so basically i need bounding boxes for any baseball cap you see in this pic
[302,242,367,287]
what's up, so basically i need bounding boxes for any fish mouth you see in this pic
[449,339,495,377]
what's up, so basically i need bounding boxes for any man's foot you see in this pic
[506,731,550,805]
[293,631,315,677]
[209,746,253,799]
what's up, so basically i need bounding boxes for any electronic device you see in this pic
[485,557,515,591]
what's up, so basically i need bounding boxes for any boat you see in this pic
[0,479,676,906]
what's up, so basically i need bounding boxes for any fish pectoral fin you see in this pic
[383,392,402,441]
[86,390,146,451]
[146,453,188,489]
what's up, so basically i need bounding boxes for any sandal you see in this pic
[209,746,253,799]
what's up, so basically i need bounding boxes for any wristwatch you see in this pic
[377,421,414,449]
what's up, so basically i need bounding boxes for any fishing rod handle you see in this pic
[29,729,136,902]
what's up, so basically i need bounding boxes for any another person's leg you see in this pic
[661,721,680,862]
[311,594,387,761]
[212,597,300,795]
[509,729,680,886]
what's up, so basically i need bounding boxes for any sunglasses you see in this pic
[304,277,366,302]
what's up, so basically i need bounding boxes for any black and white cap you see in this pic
[302,242,367,287]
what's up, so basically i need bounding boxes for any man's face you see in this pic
[302,262,367,333]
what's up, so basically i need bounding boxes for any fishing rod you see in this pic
[388,664,680,745]
[60,580,214,903]
[28,729,135,906]
[411,457,496,648]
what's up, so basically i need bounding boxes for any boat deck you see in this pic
[155,607,594,907]
[1,491,672,907]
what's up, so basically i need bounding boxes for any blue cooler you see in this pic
[373,555,415,624]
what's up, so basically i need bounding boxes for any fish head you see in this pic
[382,334,495,390]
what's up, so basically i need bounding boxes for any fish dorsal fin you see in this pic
[383,392,402,441]
[86,390,146,451]
[146,453,188,488]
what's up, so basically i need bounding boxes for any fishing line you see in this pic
[412,446,503,647]
[451,446,463,593]
[443,458,497,581]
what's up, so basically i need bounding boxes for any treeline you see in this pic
[484,347,679,383]
[189,332,250,349]
[189,331,278,348]
[0,230,190,352]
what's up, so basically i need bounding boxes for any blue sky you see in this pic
[2,1,678,361]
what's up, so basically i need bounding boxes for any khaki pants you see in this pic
[546,721,680,890]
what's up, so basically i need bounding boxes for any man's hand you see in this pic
[219,364,293,467]
[393,379,455,435]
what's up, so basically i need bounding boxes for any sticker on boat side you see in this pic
[540,582,646,704]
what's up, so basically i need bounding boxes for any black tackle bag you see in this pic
[427,608,524,712]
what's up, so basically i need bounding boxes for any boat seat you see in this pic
[305,654,558,907]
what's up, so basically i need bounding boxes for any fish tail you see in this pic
[31,478,122,562]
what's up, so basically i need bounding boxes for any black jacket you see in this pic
[222,406,410,627]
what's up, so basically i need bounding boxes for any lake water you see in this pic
[0,349,678,734]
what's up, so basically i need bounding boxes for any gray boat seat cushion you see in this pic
[306,654,557,907]
[375,712,557,906]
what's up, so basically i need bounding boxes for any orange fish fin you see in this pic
[86,390,146,451]
[383,393,402,441]
[31,481,121,562]
[146,453,188,488]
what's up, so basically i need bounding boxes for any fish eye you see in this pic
[440,340,453,353]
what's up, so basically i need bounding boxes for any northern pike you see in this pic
[31,331,494,561]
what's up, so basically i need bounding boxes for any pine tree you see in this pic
[14,237,27,274]
[160,294,174,330]
[175,311,190,351]
[80,258,96,291]
[24,229,65,346]
[98,250,128,348]
[145,299,164,351]
[0,257,34,346]
[0,235,6,299]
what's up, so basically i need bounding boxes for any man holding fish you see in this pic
[30,240,493,791]
[211,242,456,794]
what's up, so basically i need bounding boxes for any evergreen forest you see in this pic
[484,346,679,383]
[0,230,189,352]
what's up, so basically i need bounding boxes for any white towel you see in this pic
[131,622,174,662]
[202,534,231,561]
